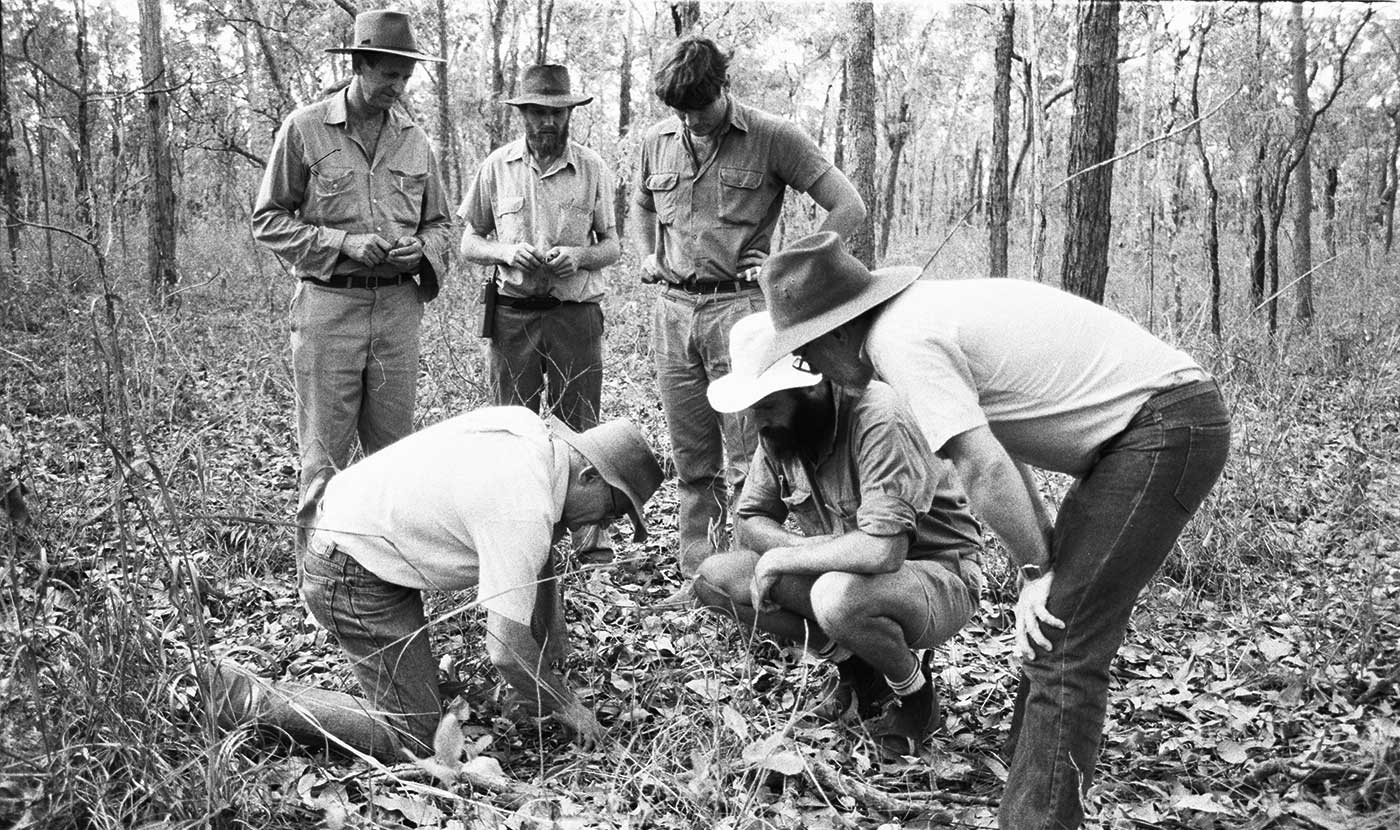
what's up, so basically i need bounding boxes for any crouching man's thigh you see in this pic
[695,550,761,608]
[810,561,975,650]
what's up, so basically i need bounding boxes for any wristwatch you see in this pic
[1019,563,1047,581]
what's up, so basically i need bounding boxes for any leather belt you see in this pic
[669,280,760,295]
[497,295,570,310]
[306,274,413,290]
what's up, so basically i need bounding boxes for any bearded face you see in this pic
[751,383,832,460]
[520,104,571,160]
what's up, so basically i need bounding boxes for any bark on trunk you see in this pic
[1289,2,1315,325]
[988,1,1014,279]
[845,1,878,268]
[139,0,178,304]
[1059,0,1120,304]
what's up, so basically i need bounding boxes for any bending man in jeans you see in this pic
[199,408,664,760]
[252,10,453,506]
[759,232,1231,829]
[632,36,865,601]
[697,313,984,754]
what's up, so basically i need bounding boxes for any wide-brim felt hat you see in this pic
[759,231,921,372]
[504,64,593,108]
[548,417,663,543]
[326,10,444,63]
[708,312,823,414]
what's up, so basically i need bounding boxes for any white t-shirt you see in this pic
[866,279,1205,475]
[315,407,569,626]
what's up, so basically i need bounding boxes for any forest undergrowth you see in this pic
[1,227,1397,829]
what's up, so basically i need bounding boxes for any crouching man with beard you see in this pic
[695,313,985,753]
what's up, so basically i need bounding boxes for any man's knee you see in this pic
[808,571,867,632]
[695,552,757,610]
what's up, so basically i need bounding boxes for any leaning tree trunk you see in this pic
[1059,0,1120,303]
[988,1,1014,279]
[139,0,178,305]
[1289,1,1315,326]
[844,0,878,268]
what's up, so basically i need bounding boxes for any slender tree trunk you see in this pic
[0,30,19,278]
[988,1,1014,279]
[845,1,877,268]
[1189,17,1222,339]
[73,0,94,240]
[1027,0,1049,282]
[833,58,847,171]
[1133,4,1158,246]
[487,0,511,150]
[1289,2,1315,325]
[1059,0,1120,303]
[670,1,699,36]
[1386,111,1399,253]
[435,0,454,198]
[877,98,910,260]
[1323,165,1337,259]
[139,0,178,304]
[535,0,554,63]
[615,8,633,238]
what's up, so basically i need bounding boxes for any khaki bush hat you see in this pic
[707,312,823,414]
[759,231,921,369]
[326,10,444,63]
[548,418,663,542]
[504,65,594,108]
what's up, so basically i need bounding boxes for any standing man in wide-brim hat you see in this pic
[758,231,1231,830]
[252,9,454,516]
[459,63,622,563]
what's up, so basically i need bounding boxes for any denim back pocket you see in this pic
[1172,422,1231,514]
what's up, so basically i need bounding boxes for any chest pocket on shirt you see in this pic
[493,195,527,243]
[717,167,766,225]
[386,168,428,222]
[556,198,595,248]
[645,173,681,224]
[309,166,357,224]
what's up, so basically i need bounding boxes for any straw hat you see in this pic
[325,10,444,63]
[759,232,921,366]
[548,418,663,542]
[707,312,823,414]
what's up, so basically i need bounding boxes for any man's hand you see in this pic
[641,253,662,284]
[737,248,767,282]
[1014,570,1065,661]
[501,242,545,272]
[750,553,784,613]
[386,236,423,272]
[553,700,604,749]
[341,233,393,266]
[544,246,581,278]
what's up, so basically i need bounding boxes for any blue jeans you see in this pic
[1000,380,1230,830]
[290,281,423,501]
[291,533,440,760]
[651,286,766,576]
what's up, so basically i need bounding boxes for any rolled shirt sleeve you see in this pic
[849,388,940,540]
[251,119,349,277]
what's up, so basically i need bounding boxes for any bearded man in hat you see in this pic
[758,232,1232,830]
[252,10,453,509]
[198,407,664,761]
[697,314,984,754]
[632,36,866,603]
[459,64,620,561]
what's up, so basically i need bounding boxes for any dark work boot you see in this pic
[809,655,892,722]
[865,657,939,755]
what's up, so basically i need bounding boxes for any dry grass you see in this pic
[1,220,1397,828]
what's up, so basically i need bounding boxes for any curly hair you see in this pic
[653,36,729,110]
